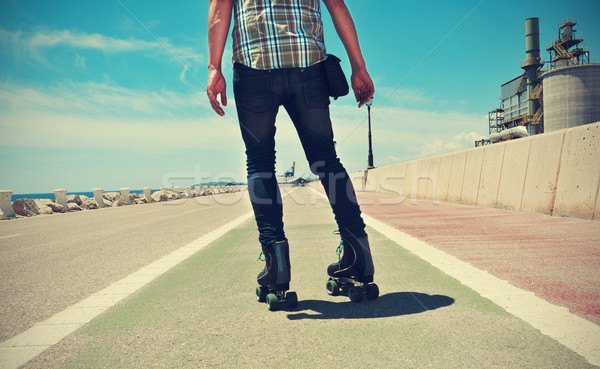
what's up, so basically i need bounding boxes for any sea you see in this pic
[10,189,151,202]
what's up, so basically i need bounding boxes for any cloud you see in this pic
[0,109,241,151]
[0,81,208,118]
[0,78,489,177]
[0,80,244,152]
[319,99,488,172]
[74,54,86,71]
[0,27,204,65]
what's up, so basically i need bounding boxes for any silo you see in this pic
[542,64,600,132]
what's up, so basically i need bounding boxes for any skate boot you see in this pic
[326,232,379,302]
[255,240,298,311]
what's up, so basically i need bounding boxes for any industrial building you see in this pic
[478,18,600,146]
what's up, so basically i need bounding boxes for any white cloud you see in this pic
[0,80,244,152]
[320,99,488,172]
[0,78,490,177]
[75,54,86,71]
[0,81,208,118]
[0,109,241,151]
[0,27,204,65]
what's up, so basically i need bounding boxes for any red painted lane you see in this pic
[357,192,600,326]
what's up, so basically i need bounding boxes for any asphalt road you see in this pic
[20,186,596,369]
[0,192,252,342]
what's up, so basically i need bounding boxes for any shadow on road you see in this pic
[286,292,454,320]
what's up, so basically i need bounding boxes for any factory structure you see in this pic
[478,18,600,146]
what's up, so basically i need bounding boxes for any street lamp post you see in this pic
[367,97,374,169]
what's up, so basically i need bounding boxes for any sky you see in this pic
[1,0,599,194]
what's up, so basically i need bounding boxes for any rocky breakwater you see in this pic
[3,186,245,220]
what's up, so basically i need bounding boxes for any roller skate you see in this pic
[255,240,298,311]
[326,232,379,302]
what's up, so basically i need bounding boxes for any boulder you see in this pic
[103,192,121,201]
[12,199,32,216]
[151,191,169,202]
[66,194,83,206]
[34,199,53,215]
[111,197,124,207]
[11,199,54,216]
[46,201,65,213]
[162,189,183,200]
[68,203,83,211]
[81,196,98,210]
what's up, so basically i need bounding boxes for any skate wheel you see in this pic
[266,293,279,311]
[286,291,298,309]
[326,279,340,296]
[366,283,379,300]
[348,286,364,303]
[256,286,268,303]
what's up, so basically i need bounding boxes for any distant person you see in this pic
[207,0,375,307]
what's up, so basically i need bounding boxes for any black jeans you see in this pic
[233,61,366,247]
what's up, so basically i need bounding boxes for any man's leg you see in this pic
[284,63,374,285]
[233,63,286,247]
[233,64,298,307]
[284,64,366,240]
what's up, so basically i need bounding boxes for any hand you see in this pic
[207,68,227,116]
[351,68,374,108]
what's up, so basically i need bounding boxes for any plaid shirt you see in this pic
[232,0,327,70]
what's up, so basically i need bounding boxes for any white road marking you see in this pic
[0,234,23,240]
[0,211,254,369]
[0,187,302,369]
[309,186,600,367]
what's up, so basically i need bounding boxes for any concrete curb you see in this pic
[359,122,600,220]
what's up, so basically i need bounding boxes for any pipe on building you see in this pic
[522,18,543,120]
[489,126,529,143]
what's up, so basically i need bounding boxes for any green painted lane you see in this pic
[24,187,596,368]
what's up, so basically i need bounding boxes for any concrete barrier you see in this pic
[553,123,600,219]
[349,171,363,192]
[496,139,531,211]
[447,151,467,203]
[425,156,442,201]
[476,143,505,207]
[54,189,69,212]
[401,161,416,200]
[0,190,15,218]
[436,153,453,203]
[120,188,131,205]
[416,159,431,200]
[359,121,600,220]
[461,149,484,205]
[521,129,565,214]
[379,163,407,197]
[92,188,106,208]
[185,186,193,198]
[143,187,153,202]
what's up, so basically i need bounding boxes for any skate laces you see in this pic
[257,251,265,262]
[333,230,344,271]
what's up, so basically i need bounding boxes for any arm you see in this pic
[322,0,374,107]
[207,0,233,116]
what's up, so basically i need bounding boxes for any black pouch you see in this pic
[323,54,349,100]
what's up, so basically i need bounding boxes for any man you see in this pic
[207,0,375,305]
